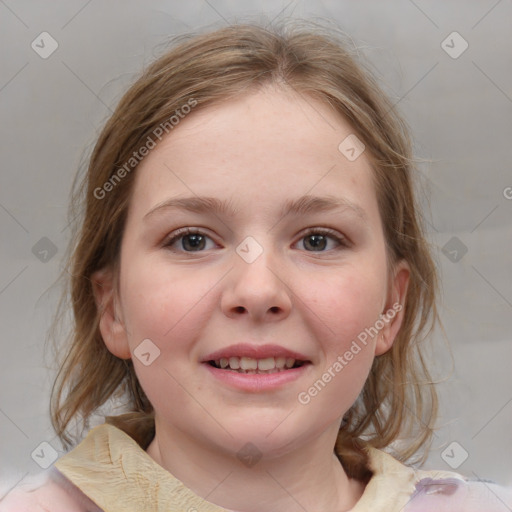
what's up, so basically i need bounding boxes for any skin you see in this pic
[92,84,410,512]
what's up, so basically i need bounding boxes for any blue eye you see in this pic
[162,227,348,253]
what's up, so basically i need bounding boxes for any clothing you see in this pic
[1,423,510,511]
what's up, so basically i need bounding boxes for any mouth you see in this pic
[206,356,309,374]
[202,344,312,391]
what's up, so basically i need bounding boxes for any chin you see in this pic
[216,413,324,458]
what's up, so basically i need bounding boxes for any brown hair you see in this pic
[49,18,440,481]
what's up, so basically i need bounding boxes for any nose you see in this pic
[220,241,292,323]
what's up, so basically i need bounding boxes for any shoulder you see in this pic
[363,447,512,512]
[404,473,512,512]
[0,468,103,512]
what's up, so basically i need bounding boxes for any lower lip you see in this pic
[203,363,311,392]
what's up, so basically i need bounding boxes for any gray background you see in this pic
[1,0,511,497]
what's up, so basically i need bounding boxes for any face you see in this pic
[94,85,409,459]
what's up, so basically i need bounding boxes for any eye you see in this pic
[162,228,216,252]
[296,228,349,252]
[162,227,349,253]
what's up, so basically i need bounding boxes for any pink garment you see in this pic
[0,467,103,512]
[404,476,512,511]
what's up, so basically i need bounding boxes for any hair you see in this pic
[49,18,441,482]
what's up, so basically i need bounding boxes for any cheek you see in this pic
[118,259,213,417]
[309,263,386,347]
[120,257,213,343]
[291,265,386,416]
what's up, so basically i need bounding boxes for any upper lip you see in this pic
[201,343,311,362]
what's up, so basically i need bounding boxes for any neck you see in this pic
[145,420,366,512]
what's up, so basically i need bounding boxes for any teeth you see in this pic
[212,356,304,372]
[275,357,286,369]
[258,357,275,371]
[228,357,240,369]
[240,357,258,370]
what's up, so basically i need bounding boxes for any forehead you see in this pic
[127,86,380,226]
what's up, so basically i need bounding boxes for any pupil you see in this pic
[184,234,204,251]
[306,234,326,251]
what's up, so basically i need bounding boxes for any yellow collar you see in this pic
[54,423,457,512]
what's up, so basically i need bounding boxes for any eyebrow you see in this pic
[143,194,368,223]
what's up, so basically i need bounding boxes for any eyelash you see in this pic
[162,227,349,253]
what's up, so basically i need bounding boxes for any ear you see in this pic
[91,266,131,360]
[374,259,410,356]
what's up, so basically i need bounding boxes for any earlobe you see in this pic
[91,267,131,360]
[374,260,411,356]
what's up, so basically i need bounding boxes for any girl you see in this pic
[2,19,510,512]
